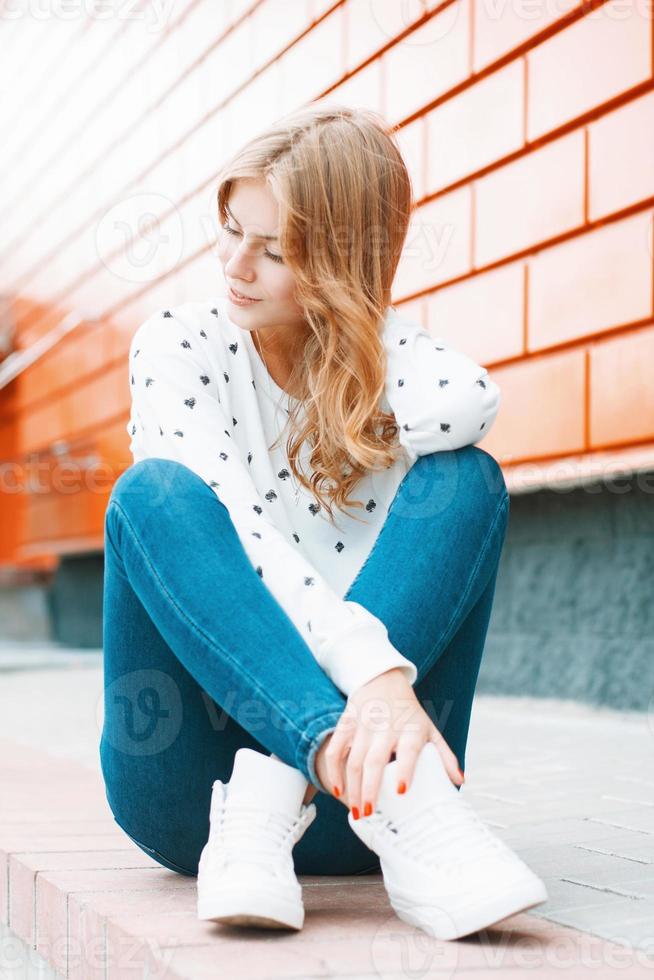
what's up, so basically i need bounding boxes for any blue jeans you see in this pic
[99,446,509,877]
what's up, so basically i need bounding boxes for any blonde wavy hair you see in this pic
[215,102,413,528]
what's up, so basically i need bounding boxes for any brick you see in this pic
[501,817,654,848]
[224,0,254,25]
[528,210,654,350]
[548,893,654,929]
[393,186,472,297]
[136,938,334,980]
[72,889,200,979]
[278,7,345,114]
[588,90,654,220]
[325,57,383,114]
[590,327,654,447]
[175,106,227,199]
[393,296,427,327]
[72,890,201,980]
[0,820,120,836]
[1,834,128,926]
[129,912,628,979]
[344,0,428,70]
[473,0,580,71]
[527,0,652,141]
[582,833,654,863]
[9,849,153,946]
[247,0,311,69]
[426,59,525,193]
[426,261,525,364]
[475,130,585,265]
[14,323,110,412]
[483,350,586,460]
[74,886,198,920]
[221,62,283,150]
[516,842,648,884]
[201,16,257,111]
[394,115,425,198]
[103,883,390,977]
[309,0,336,18]
[69,900,107,980]
[36,868,191,977]
[382,1,470,124]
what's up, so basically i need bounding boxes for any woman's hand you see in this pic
[323,667,464,818]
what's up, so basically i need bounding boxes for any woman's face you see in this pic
[217,177,306,345]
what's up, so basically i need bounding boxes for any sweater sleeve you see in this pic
[124,309,418,698]
[381,308,501,464]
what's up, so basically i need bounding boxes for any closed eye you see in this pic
[221,221,284,264]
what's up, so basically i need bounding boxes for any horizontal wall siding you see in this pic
[0,0,652,568]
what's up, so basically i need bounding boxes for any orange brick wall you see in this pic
[0,0,652,571]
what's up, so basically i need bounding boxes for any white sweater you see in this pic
[126,296,501,698]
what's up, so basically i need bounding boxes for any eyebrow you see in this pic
[225,202,279,241]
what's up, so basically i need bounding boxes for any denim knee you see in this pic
[406,445,508,511]
[467,446,509,503]
[111,814,197,877]
[109,458,204,514]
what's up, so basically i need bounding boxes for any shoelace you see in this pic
[209,798,314,868]
[368,796,513,870]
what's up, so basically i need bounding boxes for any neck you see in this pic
[253,330,301,397]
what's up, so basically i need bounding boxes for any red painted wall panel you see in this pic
[0,0,651,570]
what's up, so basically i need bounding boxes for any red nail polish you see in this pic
[363,801,372,817]
[333,785,340,797]
[397,781,406,794]
[351,806,360,820]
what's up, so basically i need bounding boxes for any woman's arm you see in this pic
[125,308,418,699]
[381,307,501,464]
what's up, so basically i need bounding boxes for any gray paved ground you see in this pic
[1,642,653,956]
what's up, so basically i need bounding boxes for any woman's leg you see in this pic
[293,445,510,872]
[343,444,509,772]
[100,457,369,875]
[100,447,508,876]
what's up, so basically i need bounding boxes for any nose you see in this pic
[223,238,256,284]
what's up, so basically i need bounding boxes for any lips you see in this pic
[229,285,260,301]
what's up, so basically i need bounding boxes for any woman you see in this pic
[100,103,547,940]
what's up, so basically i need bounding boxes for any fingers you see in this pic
[323,703,464,820]
[357,740,394,818]
[323,713,394,817]
[344,735,391,819]
[393,730,464,799]
[344,742,365,818]
[429,727,465,787]
[323,707,357,805]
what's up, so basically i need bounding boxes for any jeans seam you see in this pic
[344,497,398,597]
[423,493,509,678]
[107,499,310,749]
[345,447,509,597]
[345,456,421,596]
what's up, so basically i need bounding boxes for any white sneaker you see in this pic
[348,741,548,940]
[197,748,317,930]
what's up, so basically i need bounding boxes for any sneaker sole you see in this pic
[391,874,548,941]
[197,890,304,930]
